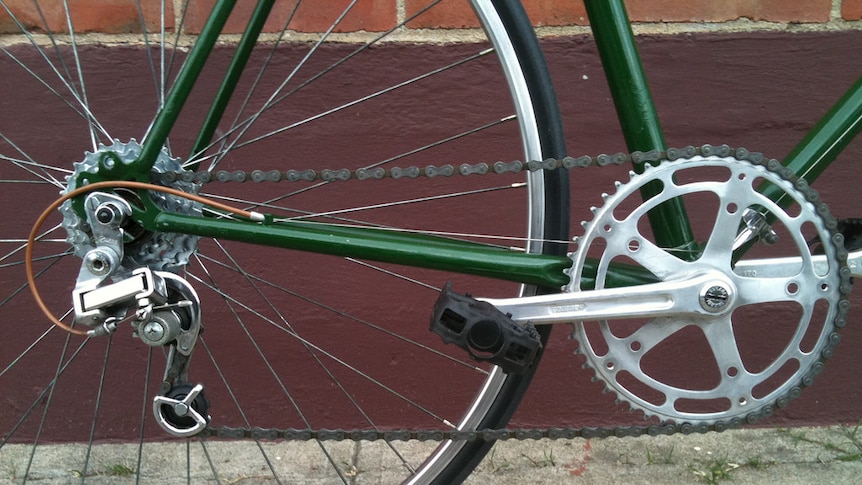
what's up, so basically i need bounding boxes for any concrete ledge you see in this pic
[2,425,861,483]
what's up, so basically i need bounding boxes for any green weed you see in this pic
[689,456,739,484]
[779,422,862,462]
[521,449,556,467]
[645,444,675,465]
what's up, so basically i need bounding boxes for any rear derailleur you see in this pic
[70,191,209,437]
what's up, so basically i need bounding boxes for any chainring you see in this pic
[568,155,850,425]
[60,139,202,274]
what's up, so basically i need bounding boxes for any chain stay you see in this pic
[165,144,850,442]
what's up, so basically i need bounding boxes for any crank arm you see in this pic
[482,272,733,325]
[733,248,862,278]
[484,248,859,325]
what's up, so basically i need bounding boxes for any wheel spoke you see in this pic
[0,25,111,142]
[215,115,516,216]
[0,134,67,189]
[1,335,88,448]
[192,254,346,481]
[193,251,484,374]
[207,50,492,170]
[1,1,559,481]
[0,249,68,308]
[193,0,448,169]
[196,338,286,483]
[185,269,457,427]
[209,1,303,161]
[201,0,360,170]
[0,223,66,265]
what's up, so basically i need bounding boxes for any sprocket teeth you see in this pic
[61,140,201,273]
[566,152,846,428]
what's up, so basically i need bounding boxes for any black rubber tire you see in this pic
[423,1,569,482]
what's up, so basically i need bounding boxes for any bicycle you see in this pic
[1,0,860,483]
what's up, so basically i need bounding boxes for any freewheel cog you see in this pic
[60,140,202,274]
[568,154,851,425]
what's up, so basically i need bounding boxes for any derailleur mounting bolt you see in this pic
[142,320,166,342]
[84,248,115,276]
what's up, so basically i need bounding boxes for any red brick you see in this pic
[405,0,587,29]
[405,0,479,29]
[626,0,831,23]
[0,0,171,35]
[185,0,396,35]
[843,0,862,20]
[524,0,589,27]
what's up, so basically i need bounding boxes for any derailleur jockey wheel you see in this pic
[568,155,850,425]
[154,383,211,437]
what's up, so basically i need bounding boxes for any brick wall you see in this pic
[1,0,860,36]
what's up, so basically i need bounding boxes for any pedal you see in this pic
[430,282,542,375]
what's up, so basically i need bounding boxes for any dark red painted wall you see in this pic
[2,30,861,441]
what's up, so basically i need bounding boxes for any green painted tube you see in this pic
[137,0,238,170]
[769,76,862,206]
[152,211,572,287]
[190,0,277,163]
[584,0,698,259]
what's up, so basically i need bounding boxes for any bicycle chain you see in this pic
[157,144,851,442]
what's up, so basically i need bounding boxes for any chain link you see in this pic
[199,424,707,441]
[159,150,650,184]
[159,144,850,442]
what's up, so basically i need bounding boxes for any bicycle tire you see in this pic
[0,1,568,483]
[408,1,570,483]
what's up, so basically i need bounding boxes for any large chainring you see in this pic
[568,155,850,425]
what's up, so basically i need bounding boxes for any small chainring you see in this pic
[568,155,850,425]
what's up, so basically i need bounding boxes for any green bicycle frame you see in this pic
[131,0,862,289]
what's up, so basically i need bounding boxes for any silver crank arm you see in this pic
[482,272,733,325]
[483,249,858,325]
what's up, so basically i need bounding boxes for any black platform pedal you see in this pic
[430,282,542,375]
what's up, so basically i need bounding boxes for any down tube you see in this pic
[767,75,862,206]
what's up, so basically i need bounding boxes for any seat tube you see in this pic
[584,0,698,258]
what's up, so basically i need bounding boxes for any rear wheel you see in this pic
[0,1,567,483]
